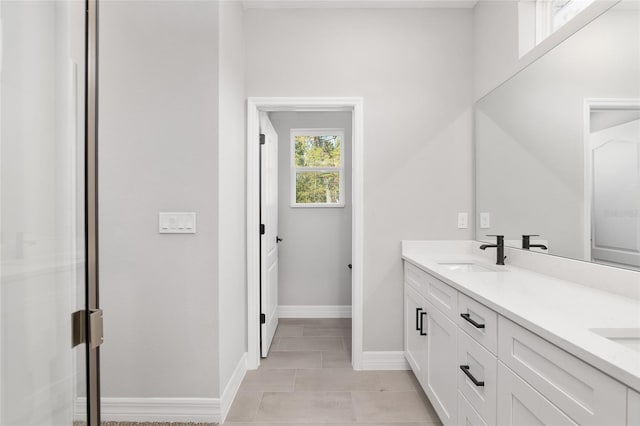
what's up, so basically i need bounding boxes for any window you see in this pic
[290,129,345,207]
[536,0,595,43]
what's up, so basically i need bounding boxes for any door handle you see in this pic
[348,263,352,269]
[460,365,484,386]
[276,236,283,243]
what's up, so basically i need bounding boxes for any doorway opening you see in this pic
[246,97,364,370]
[583,98,640,270]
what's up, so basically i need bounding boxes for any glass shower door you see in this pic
[1,1,92,424]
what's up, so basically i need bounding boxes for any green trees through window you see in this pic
[292,133,343,205]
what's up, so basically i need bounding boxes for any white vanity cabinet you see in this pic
[498,317,627,425]
[629,389,640,426]
[404,284,428,387]
[424,299,458,425]
[402,259,638,426]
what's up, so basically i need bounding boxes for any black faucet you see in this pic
[480,235,506,265]
[522,235,548,250]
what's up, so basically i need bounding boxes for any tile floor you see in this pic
[226,318,442,426]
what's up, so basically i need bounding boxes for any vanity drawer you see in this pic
[404,261,429,295]
[404,261,458,321]
[458,391,488,426]
[498,317,627,425]
[458,329,497,425]
[458,293,498,355]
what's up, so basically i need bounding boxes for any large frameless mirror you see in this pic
[475,0,640,271]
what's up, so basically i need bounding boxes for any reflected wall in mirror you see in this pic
[475,0,640,271]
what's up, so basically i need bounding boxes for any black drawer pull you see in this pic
[460,365,484,387]
[460,313,485,329]
[415,308,422,331]
[420,311,427,336]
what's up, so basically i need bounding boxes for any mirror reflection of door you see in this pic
[589,107,640,270]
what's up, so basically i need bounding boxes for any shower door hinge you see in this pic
[260,313,266,324]
[71,309,104,349]
[259,134,266,145]
[260,224,265,235]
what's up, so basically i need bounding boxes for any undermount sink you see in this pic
[437,262,496,272]
[590,328,640,353]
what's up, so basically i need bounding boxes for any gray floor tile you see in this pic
[275,324,305,337]
[328,423,438,426]
[255,391,356,423]
[240,369,297,392]
[303,327,352,337]
[280,318,351,328]
[277,337,344,352]
[226,423,324,426]
[226,392,263,422]
[260,351,323,370]
[295,369,380,392]
[377,370,423,392]
[351,391,440,423]
[321,351,352,368]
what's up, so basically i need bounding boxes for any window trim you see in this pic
[535,0,596,44]
[290,128,346,208]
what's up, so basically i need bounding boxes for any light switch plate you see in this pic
[480,212,491,229]
[159,212,196,234]
[457,212,468,229]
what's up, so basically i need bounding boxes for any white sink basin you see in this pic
[437,262,496,272]
[590,328,640,353]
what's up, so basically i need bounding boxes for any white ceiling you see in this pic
[241,0,479,9]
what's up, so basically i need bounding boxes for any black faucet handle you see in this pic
[522,234,540,238]
[486,234,504,242]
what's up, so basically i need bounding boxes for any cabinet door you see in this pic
[629,389,640,426]
[497,362,576,426]
[405,285,428,387]
[425,299,458,426]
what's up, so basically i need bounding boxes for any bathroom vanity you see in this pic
[402,240,640,426]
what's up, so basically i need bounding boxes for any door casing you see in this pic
[246,97,364,370]
[582,98,640,263]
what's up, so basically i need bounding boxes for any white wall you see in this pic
[269,112,352,306]
[218,0,247,394]
[99,1,220,398]
[245,8,474,351]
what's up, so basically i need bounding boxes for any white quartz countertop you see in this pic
[402,240,640,392]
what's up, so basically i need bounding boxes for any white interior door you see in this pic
[590,118,640,270]
[260,112,279,357]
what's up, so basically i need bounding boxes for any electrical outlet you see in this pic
[457,212,468,229]
[480,212,491,229]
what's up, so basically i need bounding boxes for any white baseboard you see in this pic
[75,397,219,423]
[360,351,410,370]
[220,352,247,423]
[278,305,352,318]
[75,352,248,424]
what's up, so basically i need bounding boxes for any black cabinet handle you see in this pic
[460,365,484,387]
[460,313,485,329]
[415,308,422,331]
[420,311,427,336]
